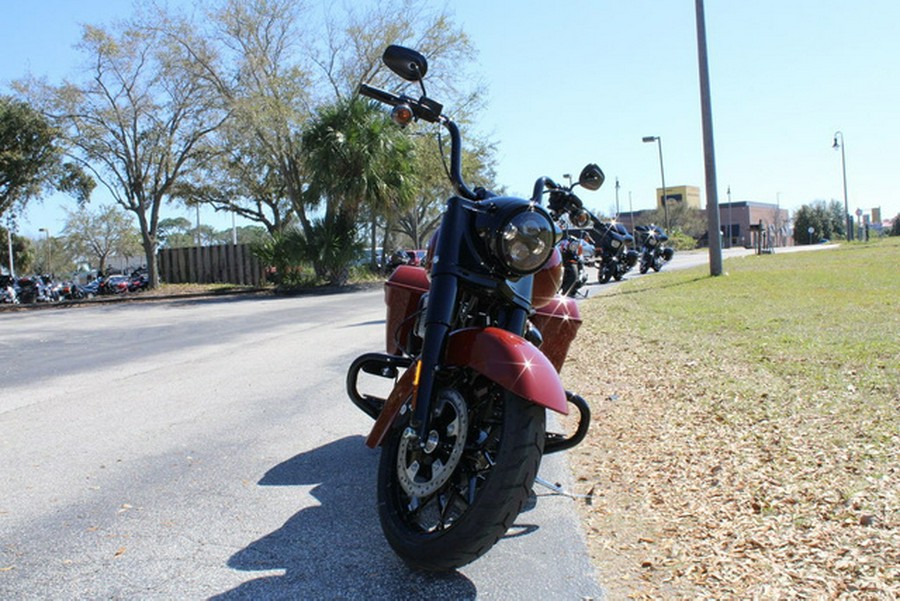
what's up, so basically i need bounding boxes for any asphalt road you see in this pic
[1,291,602,600]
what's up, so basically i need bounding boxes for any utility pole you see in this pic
[696,0,723,276]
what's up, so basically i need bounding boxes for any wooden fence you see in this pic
[157,243,264,286]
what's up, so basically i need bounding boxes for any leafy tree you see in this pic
[17,9,229,288]
[891,214,900,237]
[299,97,416,280]
[250,228,307,287]
[293,214,364,286]
[168,0,309,236]
[207,224,269,246]
[174,0,478,281]
[157,217,193,248]
[32,233,80,276]
[0,96,93,218]
[389,130,499,252]
[1,223,35,274]
[793,200,846,244]
[63,204,137,275]
[636,202,706,238]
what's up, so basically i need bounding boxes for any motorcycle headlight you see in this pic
[500,210,555,274]
[647,236,657,247]
[478,198,558,276]
[610,239,622,249]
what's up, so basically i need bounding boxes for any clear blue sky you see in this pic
[3,0,898,238]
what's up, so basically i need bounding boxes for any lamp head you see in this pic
[642,136,657,143]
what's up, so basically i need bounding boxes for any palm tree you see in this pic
[298,97,417,282]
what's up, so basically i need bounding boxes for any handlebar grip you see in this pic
[359,84,400,106]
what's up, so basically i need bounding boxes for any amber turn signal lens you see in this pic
[391,104,414,126]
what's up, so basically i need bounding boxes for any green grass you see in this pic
[588,239,898,409]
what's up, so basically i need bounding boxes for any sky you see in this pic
[3,0,898,239]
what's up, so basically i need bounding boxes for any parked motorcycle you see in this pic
[60,281,88,300]
[545,177,599,298]
[634,225,674,273]
[1,275,18,304]
[346,45,597,571]
[15,276,52,303]
[591,221,638,283]
[129,268,150,292]
[557,233,588,297]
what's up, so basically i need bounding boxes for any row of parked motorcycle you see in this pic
[556,220,675,298]
[0,269,150,304]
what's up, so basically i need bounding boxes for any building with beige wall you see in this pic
[656,185,701,210]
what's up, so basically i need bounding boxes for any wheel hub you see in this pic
[396,388,468,498]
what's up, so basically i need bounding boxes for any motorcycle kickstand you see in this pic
[534,476,594,502]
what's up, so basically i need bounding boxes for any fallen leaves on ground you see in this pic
[564,315,898,599]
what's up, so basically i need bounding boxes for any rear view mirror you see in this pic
[579,164,605,191]
[383,45,428,82]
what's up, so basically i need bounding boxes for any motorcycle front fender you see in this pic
[364,327,569,449]
[445,327,568,415]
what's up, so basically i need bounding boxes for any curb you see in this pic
[0,281,384,313]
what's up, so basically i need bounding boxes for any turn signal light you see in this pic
[391,104,414,126]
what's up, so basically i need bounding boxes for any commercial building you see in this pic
[616,185,792,248]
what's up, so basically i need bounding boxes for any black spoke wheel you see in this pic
[377,371,545,571]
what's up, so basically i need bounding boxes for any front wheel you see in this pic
[377,372,546,571]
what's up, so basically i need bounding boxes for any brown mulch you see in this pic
[563,329,897,599]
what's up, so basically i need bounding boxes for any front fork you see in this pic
[408,270,457,443]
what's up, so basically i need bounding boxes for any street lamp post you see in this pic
[832,131,850,242]
[727,185,733,248]
[38,227,51,275]
[615,177,620,217]
[5,213,15,276]
[642,135,669,231]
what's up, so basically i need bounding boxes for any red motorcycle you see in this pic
[346,45,602,571]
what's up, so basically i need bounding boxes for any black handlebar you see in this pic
[359,83,402,106]
[358,83,476,201]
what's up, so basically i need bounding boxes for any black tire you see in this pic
[597,268,611,284]
[377,372,545,571]
[561,264,578,297]
[639,258,649,274]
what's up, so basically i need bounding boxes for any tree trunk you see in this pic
[143,239,160,288]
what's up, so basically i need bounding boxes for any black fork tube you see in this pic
[410,198,466,441]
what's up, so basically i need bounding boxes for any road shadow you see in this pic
[211,436,477,600]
